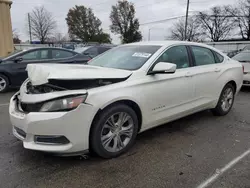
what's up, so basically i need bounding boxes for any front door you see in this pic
[11,49,50,86]
[141,45,196,129]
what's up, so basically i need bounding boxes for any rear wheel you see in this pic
[90,104,138,158]
[0,74,9,93]
[212,83,235,116]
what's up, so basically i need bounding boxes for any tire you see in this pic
[90,104,139,158]
[0,74,9,93]
[212,83,235,116]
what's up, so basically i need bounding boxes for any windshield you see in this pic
[3,50,22,59]
[88,45,161,70]
[74,47,91,53]
[232,51,250,62]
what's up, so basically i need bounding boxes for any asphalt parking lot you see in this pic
[0,89,250,188]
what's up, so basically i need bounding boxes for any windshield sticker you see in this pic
[132,52,152,58]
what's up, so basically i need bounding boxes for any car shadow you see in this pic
[240,86,250,92]
[18,110,210,162]
[2,109,217,186]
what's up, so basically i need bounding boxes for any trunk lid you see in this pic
[26,64,132,86]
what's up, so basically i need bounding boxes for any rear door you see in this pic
[188,45,224,107]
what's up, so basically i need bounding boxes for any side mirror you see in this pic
[148,62,177,75]
[83,52,93,59]
[14,56,23,62]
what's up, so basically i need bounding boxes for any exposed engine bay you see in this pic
[26,78,128,94]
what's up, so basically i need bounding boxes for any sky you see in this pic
[10,0,238,44]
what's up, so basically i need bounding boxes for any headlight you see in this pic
[40,95,87,112]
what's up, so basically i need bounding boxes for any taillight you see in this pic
[242,65,247,74]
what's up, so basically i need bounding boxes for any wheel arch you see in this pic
[89,99,143,148]
[225,80,237,94]
[0,72,11,85]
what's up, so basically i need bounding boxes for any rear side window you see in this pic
[52,50,75,59]
[214,52,224,63]
[191,46,216,66]
[22,50,49,60]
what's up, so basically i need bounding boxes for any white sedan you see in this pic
[9,41,243,158]
[232,50,250,86]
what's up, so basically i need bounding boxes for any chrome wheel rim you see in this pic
[101,112,134,153]
[0,77,6,92]
[221,87,233,112]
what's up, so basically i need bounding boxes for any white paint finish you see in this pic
[196,149,250,188]
[9,41,243,154]
[9,94,98,153]
[26,63,132,86]
[243,73,250,85]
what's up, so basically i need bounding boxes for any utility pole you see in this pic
[148,28,151,41]
[28,13,32,44]
[184,0,190,41]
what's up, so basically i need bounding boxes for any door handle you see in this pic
[185,72,193,77]
[214,68,221,72]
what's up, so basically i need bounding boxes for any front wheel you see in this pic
[212,83,235,116]
[90,104,139,158]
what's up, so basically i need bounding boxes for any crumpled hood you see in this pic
[26,64,132,86]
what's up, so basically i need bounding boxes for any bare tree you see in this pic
[169,17,203,41]
[12,29,21,44]
[52,33,68,43]
[228,0,250,40]
[197,6,236,41]
[28,6,56,44]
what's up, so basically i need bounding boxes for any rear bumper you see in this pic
[243,74,250,86]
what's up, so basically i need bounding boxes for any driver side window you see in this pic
[22,50,49,61]
[155,45,190,69]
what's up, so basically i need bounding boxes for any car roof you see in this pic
[122,40,224,55]
[24,47,74,51]
[124,40,211,47]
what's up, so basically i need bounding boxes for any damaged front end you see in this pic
[26,77,129,94]
[25,63,132,94]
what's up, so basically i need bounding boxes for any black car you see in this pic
[0,47,91,93]
[74,45,114,58]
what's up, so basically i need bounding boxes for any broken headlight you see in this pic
[40,95,87,112]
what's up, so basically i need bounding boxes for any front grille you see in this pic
[14,127,26,138]
[243,80,250,85]
[34,135,70,145]
[20,102,43,112]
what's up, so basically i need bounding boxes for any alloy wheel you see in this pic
[101,112,134,153]
[221,87,234,112]
[0,77,6,92]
